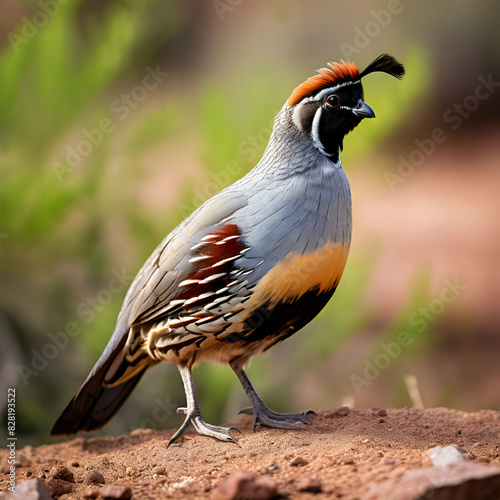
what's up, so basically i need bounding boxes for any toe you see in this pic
[238,407,253,415]
[191,417,240,444]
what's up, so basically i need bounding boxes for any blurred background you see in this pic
[1,0,499,447]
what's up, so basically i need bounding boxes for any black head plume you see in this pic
[360,53,405,80]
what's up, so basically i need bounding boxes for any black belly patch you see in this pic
[222,286,337,346]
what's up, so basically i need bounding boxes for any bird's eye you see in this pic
[326,94,340,107]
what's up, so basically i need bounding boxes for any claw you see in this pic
[238,404,316,432]
[232,368,318,435]
[171,366,240,448]
[167,412,239,449]
[166,416,193,449]
[238,407,253,415]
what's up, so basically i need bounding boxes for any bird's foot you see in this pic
[167,407,240,448]
[238,403,317,432]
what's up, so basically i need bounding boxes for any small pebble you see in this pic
[129,428,151,436]
[46,478,74,497]
[298,478,322,493]
[70,460,80,467]
[8,478,53,500]
[290,456,309,467]
[49,464,75,482]
[335,406,350,416]
[428,445,467,467]
[212,470,277,500]
[151,466,165,476]
[377,409,388,417]
[170,477,198,493]
[84,470,106,485]
[82,488,100,499]
[259,461,280,475]
[380,457,397,466]
[100,485,133,499]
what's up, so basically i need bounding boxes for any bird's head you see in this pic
[287,54,405,161]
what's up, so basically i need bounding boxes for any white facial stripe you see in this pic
[301,80,360,105]
[311,107,332,157]
[292,104,304,130]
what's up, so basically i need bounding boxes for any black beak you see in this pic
[352,99,375,118]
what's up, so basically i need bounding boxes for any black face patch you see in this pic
[295,83,364,133]
[317,82,365,160]
[331,83,364,109]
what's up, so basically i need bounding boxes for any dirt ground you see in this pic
[1,407,500,499]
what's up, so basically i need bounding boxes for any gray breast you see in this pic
[231,156,352,284]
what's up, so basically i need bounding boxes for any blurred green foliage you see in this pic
[0,1,429,446]
[0,0,188,445]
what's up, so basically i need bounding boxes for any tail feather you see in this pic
[51,332,153,436]
[50,373,146,435]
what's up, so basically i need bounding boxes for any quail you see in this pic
[51,54,404,446]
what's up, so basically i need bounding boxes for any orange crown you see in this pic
[287,60,360,107]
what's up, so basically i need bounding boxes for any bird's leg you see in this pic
[232,366,316,432]
[167,365,240,448]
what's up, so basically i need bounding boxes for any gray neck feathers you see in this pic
[251,105,325,180]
